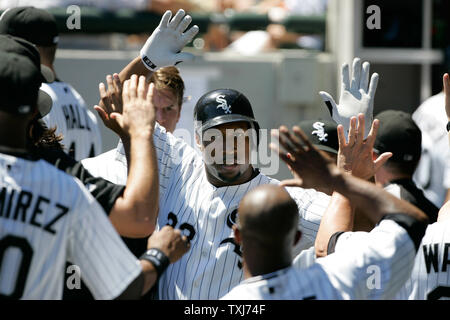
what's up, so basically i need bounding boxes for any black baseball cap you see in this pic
[0,51,51,116]
[373,110,422,163]
[0,6,59,46]
[0,35,52,117]
[194,88,259,133]
[298,120,339,154]
[0,34,54,83]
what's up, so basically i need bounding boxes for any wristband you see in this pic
[140,248,170,278]
[141,53,158,71]
[447,121,450,132]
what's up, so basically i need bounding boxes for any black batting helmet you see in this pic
[194,89,260,138]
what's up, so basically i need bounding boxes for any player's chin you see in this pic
[216,164,243,180]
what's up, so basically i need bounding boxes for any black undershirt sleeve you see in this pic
[327,231,346,255]
[39,148,125,214]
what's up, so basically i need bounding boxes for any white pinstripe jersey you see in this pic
[41,81,102,161]
[221,219,417,300]
[0,152,141,299]
[395,219,450,300]
[292,245,317,270]
[81,122,330,300]
[413,92,450,207]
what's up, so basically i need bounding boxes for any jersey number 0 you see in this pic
[0,235,33,299]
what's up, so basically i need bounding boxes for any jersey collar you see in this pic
[242,266,292,285]
[0,146,39,161]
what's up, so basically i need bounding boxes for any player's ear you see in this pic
[293,230,302,246]
[232,224,241,245]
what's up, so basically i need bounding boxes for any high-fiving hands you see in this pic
[96,73,124,136]
[319,58,379,140]
[270,126,340,193]
[115,75,156,138]
[95,74,156,139]
[140,9,199,71]
[337,113,392,180]
[270,115,391,193]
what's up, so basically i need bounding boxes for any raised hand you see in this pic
[140,9,199,71]
[95,73,124,136]
[337,113,392,180]
[109,74,156,139]
[270,126,340,193]
[319,58,379,140]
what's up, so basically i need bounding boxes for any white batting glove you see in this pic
[140,9,199,71]
[319,57,379,141]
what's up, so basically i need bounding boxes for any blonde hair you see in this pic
[149,66,185,107]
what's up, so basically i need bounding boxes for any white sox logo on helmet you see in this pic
[216,95,232,114]
[312,122,328,142]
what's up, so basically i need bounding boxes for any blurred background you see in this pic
[0,0,448,181]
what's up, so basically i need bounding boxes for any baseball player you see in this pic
[0,6,102,160]
[98,66,186,137]
[0,33,176,299]
[373,110,438,223]
[310,76,450,300]
[413,51,450,207]
[82,16,385,300]
[308,113,390,257]
[221,124,428,300]
[149,66,186,133]
[298,119,339,162]
[394,73,450,300]
[1,34,158,241]
[83,85,331,300]
[0,50,190,299]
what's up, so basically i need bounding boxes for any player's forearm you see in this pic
[315,191,354,257]
[140,260,158,295]
[126,132,159,229]
[116,261,158,299]
[352,207,376,232]
[331,172,428,225]
[118,56,151,83]
[111,133,159,237]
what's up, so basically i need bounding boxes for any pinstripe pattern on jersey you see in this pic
[80,122,330,299]
[222,219,417,300]
[41,82,102,161]
[82,149,127,185]
[396,219,450,300]
[0,153,141,299]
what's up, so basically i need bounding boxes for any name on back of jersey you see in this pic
[62,104,92,131]
[422,242,450,274]
[0,186,69,235]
